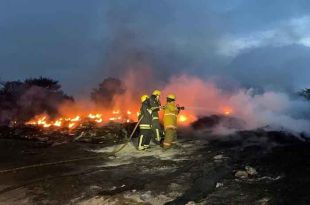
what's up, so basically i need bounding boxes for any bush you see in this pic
[90,78,126,108]
[0,77,73,125]
[298,88,310,101]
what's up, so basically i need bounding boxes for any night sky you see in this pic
[1,0,310,95]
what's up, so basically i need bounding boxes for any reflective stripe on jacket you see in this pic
[139,124,151,129]
[163,102,179,130]
[139,99,152,127]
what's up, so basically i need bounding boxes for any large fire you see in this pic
[25,105,233,129]
[25,108,200,129]
[25,110,137,129]
[24,73,236,130]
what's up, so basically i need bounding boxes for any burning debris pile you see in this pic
[0,121,134,145]
[1,74,309,146]
[0,77,144,145]
[0,109,139,145]
[25,110,136,130]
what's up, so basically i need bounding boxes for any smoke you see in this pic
[161,75,310,135]
[228,89,310,134]
[0,78,73,124]
[1,1,310,136]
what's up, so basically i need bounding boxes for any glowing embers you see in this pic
[88,113,103,123]
[26,115,82,129]
[108,110,121,122]
[179,115,187,122]
[53,119,62,127]
[26,116,51,128]
[222,107,233,116]
[177,112,197,125]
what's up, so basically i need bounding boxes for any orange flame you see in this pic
[25,108,138,130]
[222,106,233,116]
[179,115,187,122]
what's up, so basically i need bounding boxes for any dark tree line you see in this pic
[0,76,127,125]
[90,78,126,108]
[0,77,73,125]
[299,88,310,101]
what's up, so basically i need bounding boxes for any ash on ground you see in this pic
[0,116,309,205]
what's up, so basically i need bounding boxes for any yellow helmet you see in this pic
[152,90,161,96]
[140,94,149,102]
[167,94,176,100]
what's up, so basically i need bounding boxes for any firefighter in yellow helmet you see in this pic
[163,94,180,149]
[149,89,162,143]
[137,95,153,151]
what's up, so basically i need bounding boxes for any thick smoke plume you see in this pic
[162,75,310,135]
[66,71,310,136]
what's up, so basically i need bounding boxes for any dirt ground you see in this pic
[0,129,309,205]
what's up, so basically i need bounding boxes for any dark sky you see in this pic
[1,0,310,95]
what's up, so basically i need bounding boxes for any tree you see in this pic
[0,77,74,125]
[298,88,310,101]
[91,78,126,108]
[25,77,61,90]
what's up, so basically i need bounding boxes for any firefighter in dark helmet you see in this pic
[163,94,180,149]
[137,95,153,151]
[149,89,162,143]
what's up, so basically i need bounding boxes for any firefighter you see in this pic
[137,94,153,151]
[149,89,162,143]
[163,94,180,149]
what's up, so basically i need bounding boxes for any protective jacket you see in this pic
[138,99,152,129]
[163,101,179,130]
[149,94,162,142]
[149,95,161,116]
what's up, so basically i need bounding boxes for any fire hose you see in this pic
[0,116,144,174]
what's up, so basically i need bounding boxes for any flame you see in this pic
[177,112,197,126]
[71,116,81,122]
[112,110,120,114]
[179,115,187,122]
[222,107,233,116]
[25,108,137,130]
[68,123,75,128]
[95,118,103,123]
[109,117,116,121]
[88,114,96,119]
[53,120,62,127]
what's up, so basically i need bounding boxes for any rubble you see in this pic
[256,197,270,205]
[191,115,245,130]
[0,117,310,204]
[245,166,257,176]
[0,122,135,146]
[215,182,223,188]
[213,154,224,160]
[235,166,257,180]
[235,170,249,179]
[185,201,196,205]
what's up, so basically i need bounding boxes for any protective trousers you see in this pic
[138,128,152,150]
[163,128,177,149]
[152,118,161,142]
